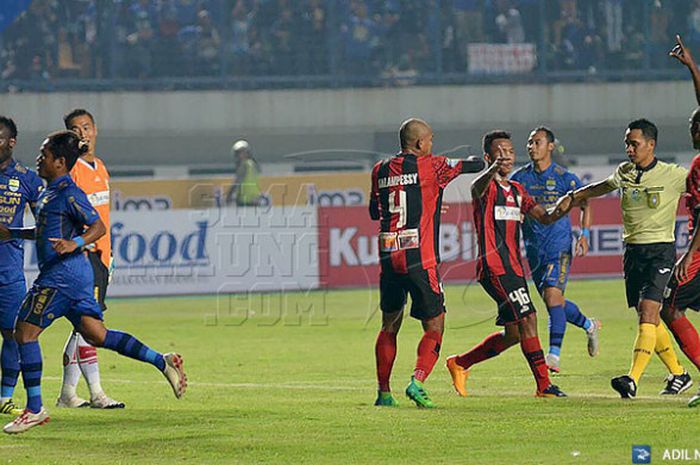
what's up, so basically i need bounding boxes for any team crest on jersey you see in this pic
[630,188,640,201]
[8,178,19,192]
[546,178,556,191]
[570,180,576,189]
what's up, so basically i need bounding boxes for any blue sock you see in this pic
[547,305,566,356]
[18,342,42,413]
[1,337,19,399]
[103,330,165,371]
[564,300,592,330]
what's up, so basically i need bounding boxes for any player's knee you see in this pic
[80,331,105,347]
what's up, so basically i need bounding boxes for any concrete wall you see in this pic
[4,80,697,168]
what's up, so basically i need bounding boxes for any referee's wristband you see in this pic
[73,236,86,248]
[581,228,591,242]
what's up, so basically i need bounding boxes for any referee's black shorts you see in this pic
[87,251,109,312]
[623,242,676,308]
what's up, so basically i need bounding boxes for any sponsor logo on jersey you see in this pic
[494,206,521,221]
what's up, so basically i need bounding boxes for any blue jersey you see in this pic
[32,174,100,298]
[0,159,43,285]
[510,162,582,261]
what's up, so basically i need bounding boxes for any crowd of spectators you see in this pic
[1,0,699,84]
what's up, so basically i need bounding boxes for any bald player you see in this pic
[56,109,123,409]
[370,118,484,408]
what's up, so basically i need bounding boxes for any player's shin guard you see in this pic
[76,333,104,398]
[669,316,700,371]
[547,305,566,357]
[18,342,42,413]
[655,323,685,376]
[59,332,81,400]
[0,337,19,400]
[564,300,592,330]
[375,331,397,392]
[102,330,165,371]
[413,331,442,383]
[455,331,509,369]
[629,323,656,383]
[521,337,550,392]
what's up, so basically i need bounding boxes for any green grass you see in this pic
[2,280,700,464]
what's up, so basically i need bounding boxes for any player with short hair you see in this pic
[663,34,700,407]
[56,108,123,409]
[0,131,186,434]
[511,126,600,373]
[446,130,570,398]
[0,116,43,415]
[567,118,691,399]
[370,118,484,408]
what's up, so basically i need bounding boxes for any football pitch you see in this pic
[2,279,700,464]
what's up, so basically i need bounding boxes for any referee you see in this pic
[567,118,692,399]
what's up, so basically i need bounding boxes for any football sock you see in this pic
[669,316,700,370]
[19,342,42,414]
[629,323,656,383]
[654,323,685,376]
[455,331,509,369]
[375,330,397,392]
[75,332,104,399]
[60,331,81,400]
[521,336,550,392]
[413,331,442,382]
[547,304,566,357]
[102,330,165,371]
[564,300,592,330]
[1,336,19,400]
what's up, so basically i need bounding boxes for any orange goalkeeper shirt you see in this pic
[70,156,111,268]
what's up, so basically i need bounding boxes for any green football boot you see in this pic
[405,377,435,408]
[374,391,399,407]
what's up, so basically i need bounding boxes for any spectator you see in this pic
[194,9,221,75]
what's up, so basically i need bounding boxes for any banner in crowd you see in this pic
[110,166,623,211]
[318,198,690,288]
[111,172,370,210]
[24,206,320,297]
[467,43,537,75]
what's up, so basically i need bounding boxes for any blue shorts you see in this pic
[18,285,103,330]
[0,280,26,330]
[529,252,572,295]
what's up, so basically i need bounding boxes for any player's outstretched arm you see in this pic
[670,34,700,106]
[0,224,35,241]
[50,218,106,255]
[470,156,503,199]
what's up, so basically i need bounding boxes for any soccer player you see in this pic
[446,130,570,398]
[0,116,43,415]
[56,108,123,409]
[663,34,700,407]
[0,131,186,434]
[511,126,600,373]
[370,118,484,408]
[567,118,692,399]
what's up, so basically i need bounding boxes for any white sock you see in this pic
[60,332,82,400]
[76,333,104,400]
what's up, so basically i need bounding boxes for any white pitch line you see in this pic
[40,376,690,401]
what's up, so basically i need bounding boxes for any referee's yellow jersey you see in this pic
[606,159,688,244]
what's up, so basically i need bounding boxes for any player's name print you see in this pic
[377,173,418,189]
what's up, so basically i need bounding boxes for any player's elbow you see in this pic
[92,219,107,240]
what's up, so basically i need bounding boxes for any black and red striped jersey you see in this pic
[369,153,481,274]
[473,179,536,279]
[686,154,700,234]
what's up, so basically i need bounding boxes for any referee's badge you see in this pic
[546,178,556,191]
[647,192,660,209]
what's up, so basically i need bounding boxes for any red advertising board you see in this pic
[318,198,691,289]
